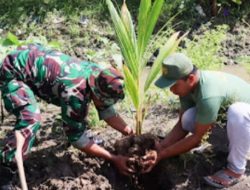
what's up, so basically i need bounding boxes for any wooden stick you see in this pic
[15,131,28,190]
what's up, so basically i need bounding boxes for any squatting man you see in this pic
[142,53,250,189]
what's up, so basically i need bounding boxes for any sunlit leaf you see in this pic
[123,65,139,108]
[106,0,183,134]
[144,32,183,91]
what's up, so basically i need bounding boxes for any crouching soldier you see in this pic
[0,44,134,189]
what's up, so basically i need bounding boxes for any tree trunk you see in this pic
[211,0,217,16]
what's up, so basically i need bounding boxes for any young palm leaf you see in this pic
[106,0,184,135]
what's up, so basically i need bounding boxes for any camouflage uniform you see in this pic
[0,44,124,163]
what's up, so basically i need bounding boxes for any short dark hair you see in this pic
[181,65,198,81]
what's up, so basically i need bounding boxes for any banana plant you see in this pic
[106,0,184,135]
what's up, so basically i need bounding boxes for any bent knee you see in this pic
[228,103,250,119]
[181,107,196,133]
[71,132,91,149]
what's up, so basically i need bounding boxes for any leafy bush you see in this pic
[181,24,229,70]
[160,0,198,29]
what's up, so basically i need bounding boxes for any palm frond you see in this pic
[144,32,182,91]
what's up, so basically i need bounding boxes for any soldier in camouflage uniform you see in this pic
[0,44,133,189]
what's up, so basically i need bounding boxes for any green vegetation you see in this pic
[181,24,229,70]
[0,0,107,26]
[238,56,250,74]
[219,0,243,6]
[87,104,106,129]
[0,0,115,64]
[217,97,236,127]
[106,0,183,134]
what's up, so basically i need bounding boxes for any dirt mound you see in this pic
[1,103,249,190]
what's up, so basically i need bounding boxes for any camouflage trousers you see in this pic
[0,79,41,163]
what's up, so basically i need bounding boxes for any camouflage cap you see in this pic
[155,53,194,88]
[89,67,125,106]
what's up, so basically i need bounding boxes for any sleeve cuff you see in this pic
[98,105,117,120]
[71,131,91,149]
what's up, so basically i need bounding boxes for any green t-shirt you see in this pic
[180,71,250,125]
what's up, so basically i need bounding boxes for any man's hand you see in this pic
[104,115,134,136]
[141,150,159,173]
[123,125,134,136]
[112,155,135,175]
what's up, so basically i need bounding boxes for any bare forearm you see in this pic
[81,141,133,175]
[158,134,200,160]
[160,120,188,148]
[81,141,115,161]
[105,115,132,135]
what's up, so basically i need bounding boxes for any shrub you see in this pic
[181,24,229,70]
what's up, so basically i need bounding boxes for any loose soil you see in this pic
[2,94,250,190]
[1,78,250,190]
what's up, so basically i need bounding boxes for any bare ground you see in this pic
[1,94,250,190]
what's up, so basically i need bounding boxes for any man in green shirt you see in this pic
[142,53,250,188]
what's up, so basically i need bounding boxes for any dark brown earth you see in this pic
[1,93,250,190]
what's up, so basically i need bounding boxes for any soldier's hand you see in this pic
[123,125,134,136]
[112,155,135,175]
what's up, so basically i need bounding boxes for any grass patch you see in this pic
[181,24,229,70]
[237,55,250,74]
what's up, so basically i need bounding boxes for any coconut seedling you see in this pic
[106,0,186,180]
[106,0,184,135]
